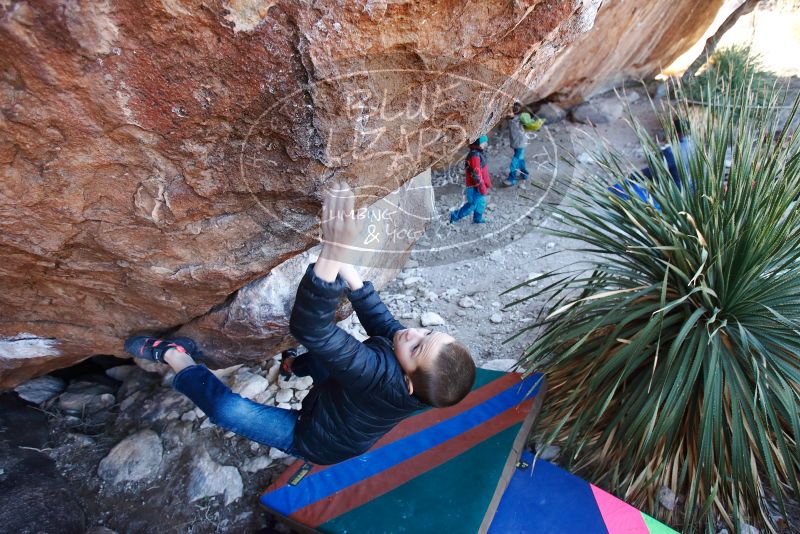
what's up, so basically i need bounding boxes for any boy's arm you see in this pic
[339,264,404,340]
[313,256,342,283]
[469,155,489,194]
[289,264,383,392]
[287,182,383,392]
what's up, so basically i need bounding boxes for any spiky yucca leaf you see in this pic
[686,45,774,108]
[507,81,800,532]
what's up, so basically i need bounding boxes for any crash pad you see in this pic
[489,450,680,534]
[260,369,545,533]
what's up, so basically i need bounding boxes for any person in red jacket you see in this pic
[450,136,491,224]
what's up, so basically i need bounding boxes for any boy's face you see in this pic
[393,328,454,375]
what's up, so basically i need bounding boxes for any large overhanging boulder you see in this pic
[0,0,605,388]
[533,0,727,104]
[1,0,731,388]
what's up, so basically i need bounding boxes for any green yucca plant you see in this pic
[506,81,800,532]
[685,45,774,108]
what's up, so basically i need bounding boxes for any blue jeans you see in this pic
[450,187,486,223]
[507,147,529,183]
[173,364,300,454]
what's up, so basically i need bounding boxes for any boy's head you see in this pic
[393,328,476,407]
[470,135,489,150]
[512,102,522,115]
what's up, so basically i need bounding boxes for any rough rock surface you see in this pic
[536,102,567,124]
[187,447,243,505]
[14,375,66,403]
[533,0,727,104]
[0,0,605,387]
[97,429,163,484]
[420,311,446,327]
[570,99,624,125]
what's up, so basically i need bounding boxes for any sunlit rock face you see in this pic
[533,0,727,104]
[0,0,607,387]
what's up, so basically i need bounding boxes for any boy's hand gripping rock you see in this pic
[319,182,362,264]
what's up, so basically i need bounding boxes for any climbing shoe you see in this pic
[280,347,298,379]
[124,335,197,364]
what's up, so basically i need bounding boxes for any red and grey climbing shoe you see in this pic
[124,335,197,364]
[279,348,298,380]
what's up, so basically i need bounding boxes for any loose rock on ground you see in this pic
[98,429,163,484]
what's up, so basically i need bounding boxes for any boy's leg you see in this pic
[450,189,476,222]
[506,153,519,185]
[472,193,487,223]
[165,349,297,453]
[517,148,529,179]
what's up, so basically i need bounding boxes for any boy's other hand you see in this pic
[338,263,364,291]
[320,182,362,264]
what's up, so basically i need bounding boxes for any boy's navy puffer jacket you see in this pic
[289,264,427,465]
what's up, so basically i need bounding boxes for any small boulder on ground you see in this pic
[231,371,269,400]
[275,389,294,404]
[139,389,193,423]
[59,392,115,414]
[570,99,623,125]
[290,375,314,391]
[268,447,289,460]
[266,362,281,384]
[187,448,243,505]
[14,375,65,404]
[458,296,476,309]
[105,365,137,382]
[98,429,163,484]
[241,456,273,473]
[536,102,566,123]
[403,276,423,287]
[420,312,446,327]
[657,486,676,511]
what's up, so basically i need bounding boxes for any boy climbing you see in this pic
[450,136,492,224]
[124,183,476,465]
[504,102,530,186]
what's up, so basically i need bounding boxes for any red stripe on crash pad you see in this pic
[263,372,522,494]
[372,372,523,449]
[291,398,535,527]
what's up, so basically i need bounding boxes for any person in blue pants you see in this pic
[504,102,529,186]
[451,136,492,224]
